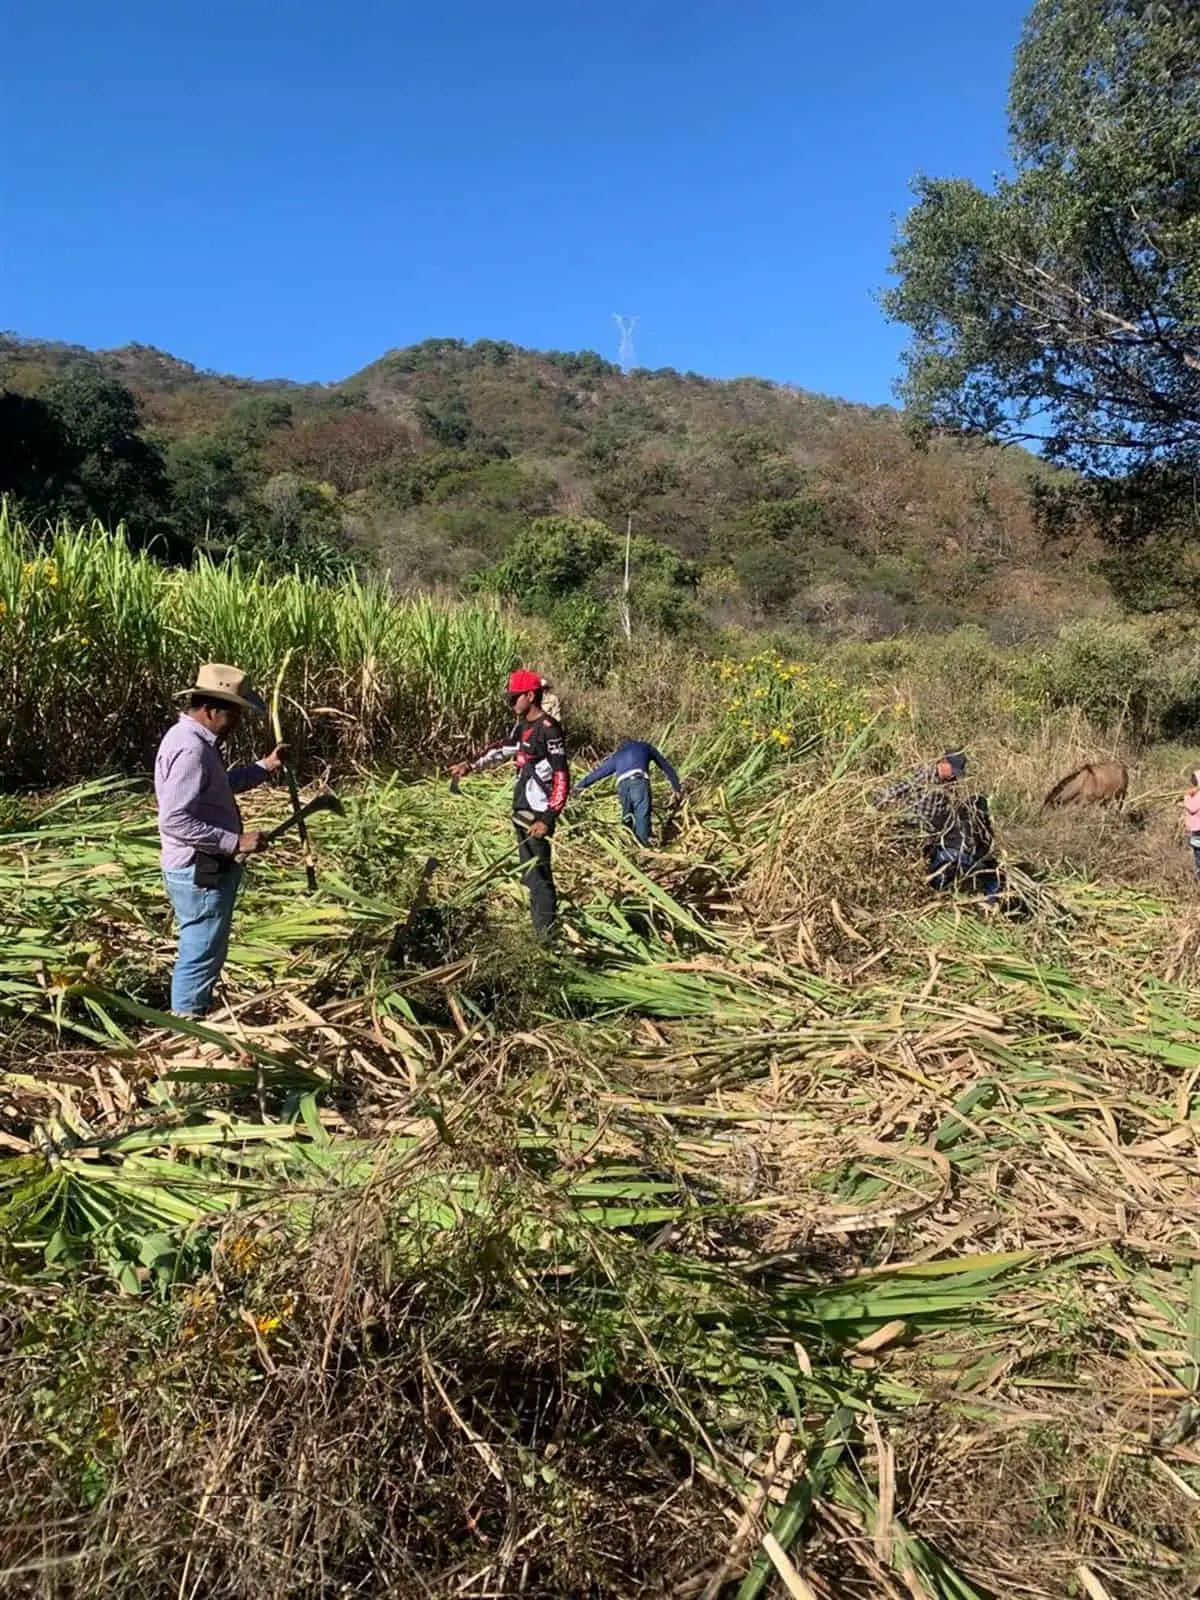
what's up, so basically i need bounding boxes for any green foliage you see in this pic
[542,348,620,378]
[0,329,1089,631]
[372,447,497,510]
[165,435,246,546]
[0,370,171,544]
[46,369,169,530]
[215,394,295,455]
[886,0,1200,605]
[738,496,830,542]
[0,390,77,521]
[417,389,474,448]
[0,508,522,786]
[703,652,871,771]
[485,514,618,605]
[732,542,808,609]
[1033,617,1157,731]
[545,593,616,686]
[480,515,701,643]
[589,454,680,518]
[406,459,558,559]
[238,472,352,576]
[426,459,553,516]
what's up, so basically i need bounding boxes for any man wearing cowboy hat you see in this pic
[155,664,286,1017]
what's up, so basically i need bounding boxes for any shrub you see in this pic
[706,652,870,771]
[1034,619,1157,734]
[732,542,808,609]
[546,594,616,687]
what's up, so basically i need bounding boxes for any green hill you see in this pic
[0,333,1097,637]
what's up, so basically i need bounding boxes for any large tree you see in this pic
[45,368,171,540]
[885,0,1200,606]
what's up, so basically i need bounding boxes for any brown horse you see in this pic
[1041,760,1129,810]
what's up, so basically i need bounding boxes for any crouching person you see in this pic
[875,750,1002,905]
[155,664,285,1017]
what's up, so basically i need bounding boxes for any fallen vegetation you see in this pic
[3,715,1199,1597]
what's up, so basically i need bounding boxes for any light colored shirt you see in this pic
[154,714,270,870]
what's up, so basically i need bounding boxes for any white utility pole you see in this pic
[612,315,639,642]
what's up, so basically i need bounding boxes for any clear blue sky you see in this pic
[3,0,1028,404]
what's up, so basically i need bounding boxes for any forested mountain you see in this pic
[0,333,1094,641]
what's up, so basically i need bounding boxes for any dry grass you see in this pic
[3,712,1200,1596]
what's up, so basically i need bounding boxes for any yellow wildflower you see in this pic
[226,1233,261,1272]
[253,1295,294,1335]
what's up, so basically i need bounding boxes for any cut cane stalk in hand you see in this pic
[271,652,316,892]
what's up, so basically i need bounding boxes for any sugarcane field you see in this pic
[0,509,1198,1600]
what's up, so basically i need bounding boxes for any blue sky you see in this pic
[3,0,1028,403]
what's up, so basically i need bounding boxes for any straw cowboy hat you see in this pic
[175,663,266,714]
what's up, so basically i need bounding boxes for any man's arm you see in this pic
[227,761,271,794]
[228,745,286,793]
[647,745,682,793]
[574,751,617,793]
[545,726,570,815]
[472,740,519,772]
[450,728,520,780]
[157,747,241,857]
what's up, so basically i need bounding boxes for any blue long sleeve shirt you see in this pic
[575,739,681,794]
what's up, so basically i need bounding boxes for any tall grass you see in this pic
[0,507,525,786]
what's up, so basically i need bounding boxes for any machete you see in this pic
[235,791,344,863]
[262,790,345,845]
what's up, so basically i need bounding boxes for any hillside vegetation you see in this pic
[0,333,1095,642]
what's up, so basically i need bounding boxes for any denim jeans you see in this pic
[163,864,243,1017]
[927,846,1002,904]
[619,774,653,845]
[1193,843,1200,881]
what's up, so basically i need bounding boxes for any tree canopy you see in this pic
[886,0,1200,603]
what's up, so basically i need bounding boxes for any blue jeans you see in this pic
[928,847,1001,904]
[619,775,653,845]
[163,865,243,1017]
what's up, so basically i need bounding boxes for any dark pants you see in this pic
[928,845,1002,904]
[516,822,557,936]
[1192,843,1200,881]
[619,775,653,845]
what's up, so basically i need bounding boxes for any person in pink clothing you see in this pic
[1183,771,1200,878]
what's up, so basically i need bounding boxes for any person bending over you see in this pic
[575,737,682,846]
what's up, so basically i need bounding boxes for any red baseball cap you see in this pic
[507,669,543,696]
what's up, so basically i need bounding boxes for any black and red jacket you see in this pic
[470,714,570,822]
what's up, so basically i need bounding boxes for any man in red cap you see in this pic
[449,670,570,936]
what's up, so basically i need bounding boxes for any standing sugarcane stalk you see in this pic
[271,651,317,893]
